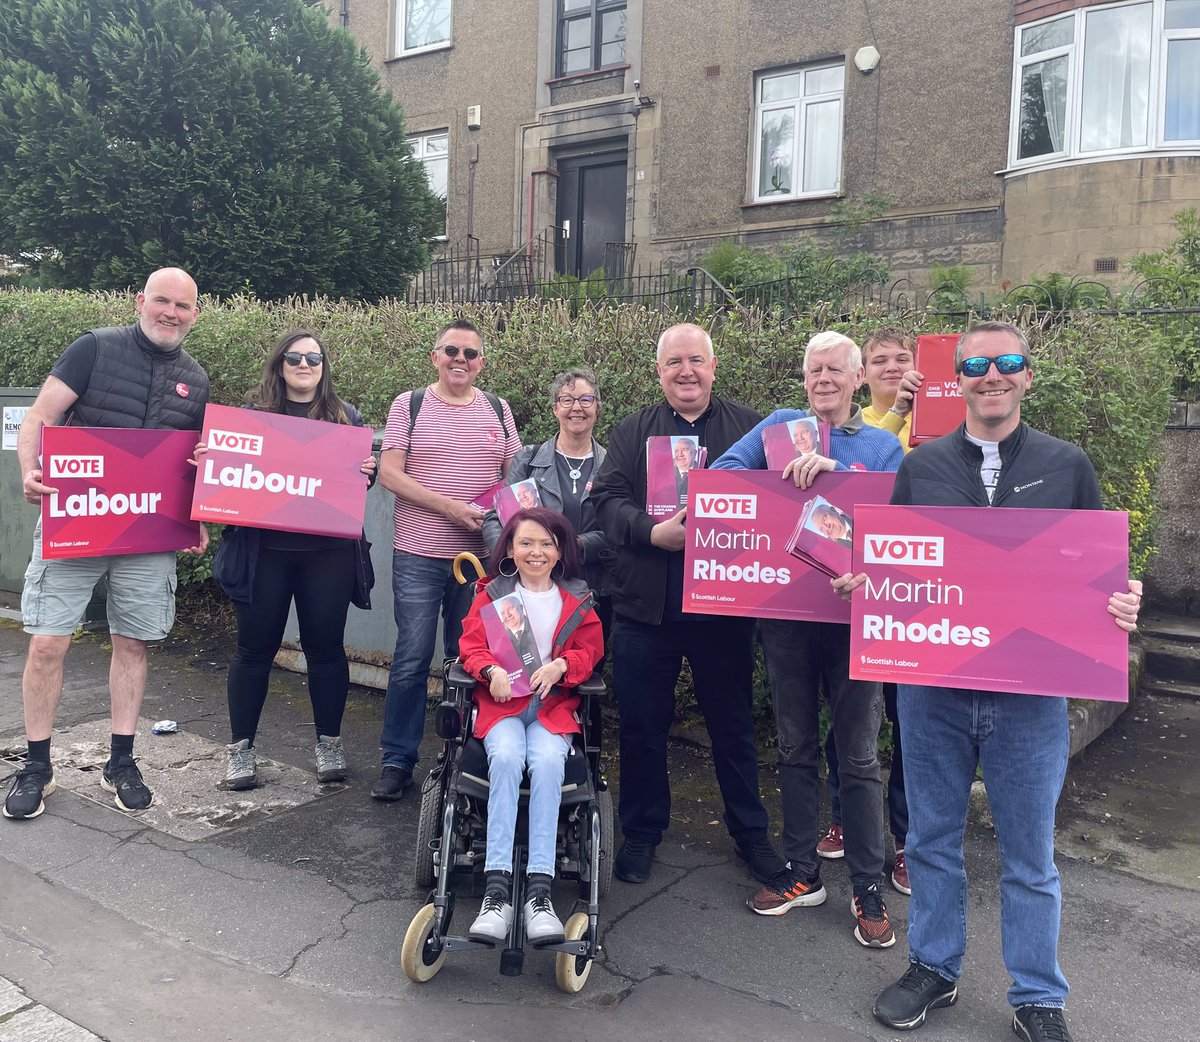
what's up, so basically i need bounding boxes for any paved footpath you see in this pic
[1,620,1198,1042]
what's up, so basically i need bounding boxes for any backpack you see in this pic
[407,386,509,440]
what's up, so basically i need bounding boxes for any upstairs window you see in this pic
[1012,0,1200,166]
[752,63,844,201]
[396,0,451,56]
[557,0,627,76]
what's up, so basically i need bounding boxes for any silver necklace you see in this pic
[556,449,593,494]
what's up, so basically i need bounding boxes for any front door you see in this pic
[555,151,627,279]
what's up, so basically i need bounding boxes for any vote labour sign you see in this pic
[40,427,199,559]
[683,470,896,624]
[908,334,964,445]
[849,504,1130,701]
[190,405,372,539]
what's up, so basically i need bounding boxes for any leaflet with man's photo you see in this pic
[645,435,707,518]
[909,334,964,446]
[469,479,505,512]
[785,493,854,578]
[761,417,831,471]
[494,479,542,526]
[479,594,536,698]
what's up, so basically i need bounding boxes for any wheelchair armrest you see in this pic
[575,671,606,700]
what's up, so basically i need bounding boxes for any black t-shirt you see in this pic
[49,333,100,399]
[553,452,595,537]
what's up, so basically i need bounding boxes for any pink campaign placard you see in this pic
[40,427,199,559]
[191,404,372,539]
[683,470,896,624]
[849,504,1130,701]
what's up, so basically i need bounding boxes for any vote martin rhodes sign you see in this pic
[682,470,896,624]
[191,404,372,539]
[40,427,199,559]
[849,504,1130,701]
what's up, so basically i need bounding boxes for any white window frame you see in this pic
[750,62,845,203]
[409,129,449,239]
[394,0,452,58]
[1008,0,1200,169]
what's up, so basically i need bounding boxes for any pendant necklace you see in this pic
[556,449,593,495]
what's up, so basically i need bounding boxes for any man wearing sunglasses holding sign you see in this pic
[374,319,521,800]
[834,322,1142,1042]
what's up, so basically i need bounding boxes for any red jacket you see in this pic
[459,574,604,738]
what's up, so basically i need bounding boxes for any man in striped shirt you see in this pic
[373,318,521,800]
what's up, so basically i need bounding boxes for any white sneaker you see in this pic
[224,740,258,790]
[523,889,564,944]
[469,891,513,943]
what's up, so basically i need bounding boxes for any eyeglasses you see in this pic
[440,345,481,361]
[957,353,1028,377]
[284,352,324,367]
[555,394,597,407]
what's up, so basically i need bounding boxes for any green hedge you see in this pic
[0,291,1172,574]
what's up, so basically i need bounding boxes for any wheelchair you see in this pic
[400,657,612,992]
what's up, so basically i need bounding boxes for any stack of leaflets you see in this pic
[494,478,542,526]
[646,435,707,517]
[784,493,855,578]
[909,334,964,447]
[761,417,831,470]
[480,592,539,698]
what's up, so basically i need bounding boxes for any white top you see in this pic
[518,584,564,665]
[965,432,1002,504]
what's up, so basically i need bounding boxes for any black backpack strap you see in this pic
[409,386,508,440]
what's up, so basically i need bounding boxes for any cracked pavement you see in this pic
[0,620,1198,1041]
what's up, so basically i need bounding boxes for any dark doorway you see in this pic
[555,150,628,279]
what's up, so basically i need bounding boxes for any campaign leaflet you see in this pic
[785,494,854,577]
[470,479,505,512]
[480,592,536,698]
[191,404,372,539]
[40,427,199,559]
[646,435,707,518]
[761,417,832,470]
[683,469,896,624]
[909,334,964,445]
[494,479,542,526]
[849,504,1130,701]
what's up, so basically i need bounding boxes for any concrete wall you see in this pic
[1146,425,1200,616]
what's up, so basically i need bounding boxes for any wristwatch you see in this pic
[481,665,496,682]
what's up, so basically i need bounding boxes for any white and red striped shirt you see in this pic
[382,386,520,557]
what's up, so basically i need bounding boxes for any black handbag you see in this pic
[351,531,375,610]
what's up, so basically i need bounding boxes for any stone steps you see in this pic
[1138,613,1200,701]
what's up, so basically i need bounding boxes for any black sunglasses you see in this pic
[956,353,1028,377]
[284,351,324,367]
[440,345,481,361]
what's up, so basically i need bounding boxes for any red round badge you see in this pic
[849,462,866,471]
[176,383,190,398]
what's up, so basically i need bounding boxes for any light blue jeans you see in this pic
[482,697,570,876]
[899,685,1071,1009]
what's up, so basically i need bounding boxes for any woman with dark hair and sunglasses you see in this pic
[210,331,377,791]
[458,507,603,945]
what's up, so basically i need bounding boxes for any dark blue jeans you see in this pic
[611,613,771,847]
[379,550,474,771]
[826,683,908,843]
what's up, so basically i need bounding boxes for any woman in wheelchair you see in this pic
[457,507,604,945]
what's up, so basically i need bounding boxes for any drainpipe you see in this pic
[339,0,349,27]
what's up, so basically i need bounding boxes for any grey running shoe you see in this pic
[224,740,258,791]
[315,735,348,783]
[101,755,153,811]
[3,761,56,820]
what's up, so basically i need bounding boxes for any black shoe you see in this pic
[734,835,787,883]
[101,755,153,812]
[371,766,413,801]
[614,837,657,883]
[874,963,958,1030]
[3,761,56,820]
[1013,1005,1074,1042]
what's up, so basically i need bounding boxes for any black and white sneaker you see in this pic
[101,755,153,812]
[874,963,958,1030]
[1013,1004,1074,1042]
[3,762,56,820]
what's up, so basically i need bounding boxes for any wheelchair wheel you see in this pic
[400,903,447,983]
[413,771,443,889]
[554,912,593,994]
[597,788,614,898]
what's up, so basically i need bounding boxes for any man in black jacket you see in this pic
[590,322,784,885]
[844,323,1142,1042]
[5,268,209,821]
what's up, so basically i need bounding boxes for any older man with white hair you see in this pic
[712,330,903,946]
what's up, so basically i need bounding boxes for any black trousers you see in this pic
[228,545,354,744]
[611,613,771,847]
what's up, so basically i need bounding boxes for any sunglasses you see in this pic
[957,353,1028,377]
[555,394,597,407]
[284,352,324,367]
[440,345,481,361]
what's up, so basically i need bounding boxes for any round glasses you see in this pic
[555,394,597,407]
